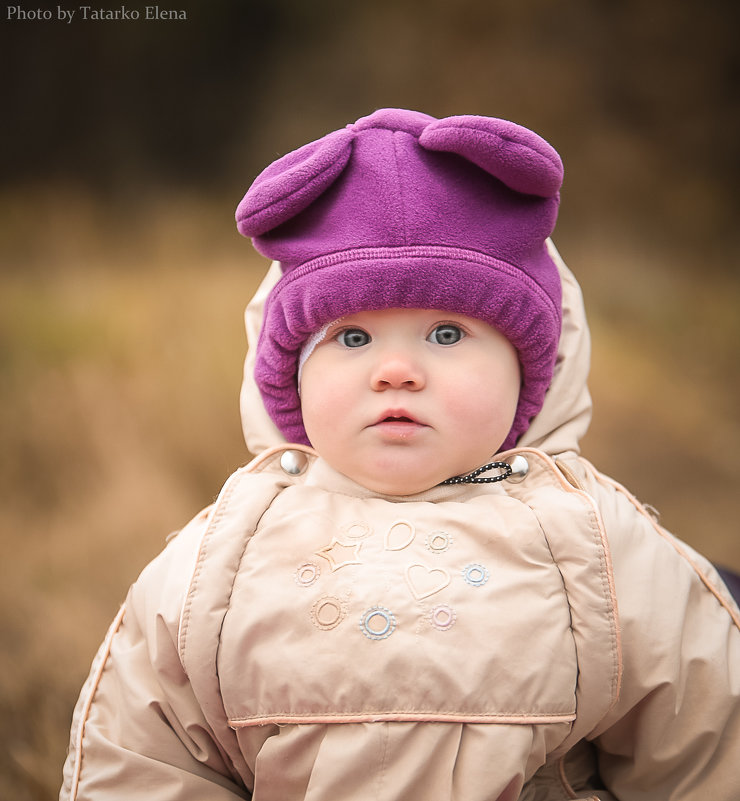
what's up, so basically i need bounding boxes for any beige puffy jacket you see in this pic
[61,245,740,800]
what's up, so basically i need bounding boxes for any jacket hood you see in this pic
[239,239,592,458]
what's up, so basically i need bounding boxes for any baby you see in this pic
[61,109,740,800]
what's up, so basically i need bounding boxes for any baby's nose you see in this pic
[370,352,426,390]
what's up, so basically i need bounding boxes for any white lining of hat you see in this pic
[296,318,343,394]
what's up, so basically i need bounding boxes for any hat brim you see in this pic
[255,245,561,453]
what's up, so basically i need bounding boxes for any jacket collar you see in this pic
[303,456,511,504]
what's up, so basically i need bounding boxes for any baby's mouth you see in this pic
[370,412,428,437]
[373,409,422,425]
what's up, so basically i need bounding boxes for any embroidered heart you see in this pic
[405,563,450,601]
[384,520,415,551]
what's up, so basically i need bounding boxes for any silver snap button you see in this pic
[280,449,309,475]
[505,454,529,483]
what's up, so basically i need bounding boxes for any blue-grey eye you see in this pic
[337,328,371,348]
[428,324,464,345]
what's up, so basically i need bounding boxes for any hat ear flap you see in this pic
[419,116,563,198]
[236,127,355,237]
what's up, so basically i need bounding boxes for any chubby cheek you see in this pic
[440,371,520,448]
[301,379,354,452]
[444,369,518,416]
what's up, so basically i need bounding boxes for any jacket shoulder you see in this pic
[558,454,740,628]
[61,447,315,800]
[131,446,318,623]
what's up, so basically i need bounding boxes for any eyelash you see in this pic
[331,320,469,347]
[335,327,371,348]
[428,322,467,345]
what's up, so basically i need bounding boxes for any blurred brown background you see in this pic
[1,1,739,798]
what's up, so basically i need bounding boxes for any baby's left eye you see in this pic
[427,324,464,346]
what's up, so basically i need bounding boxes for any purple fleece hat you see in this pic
[236,108,564,451]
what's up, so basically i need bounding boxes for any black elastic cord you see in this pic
[440,461,513,485]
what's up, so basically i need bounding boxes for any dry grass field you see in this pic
[1,187,738,800]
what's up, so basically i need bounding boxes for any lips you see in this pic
[374,409,423,426]
[369,410,428,440]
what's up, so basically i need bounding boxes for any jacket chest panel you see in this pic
[218,486,582,727]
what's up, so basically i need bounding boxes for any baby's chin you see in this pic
[355,475,441,497]
[343,462,484,497]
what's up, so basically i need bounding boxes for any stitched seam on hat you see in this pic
[392,132,409,246]
[273,245,559,317]
[351,119,431,135]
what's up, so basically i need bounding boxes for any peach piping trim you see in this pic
[511,448,624,711]
[556,757,600,800]
[229,711,576,727]
[557,756,578,799]
[69,604,126,800]
[581,458,740,632]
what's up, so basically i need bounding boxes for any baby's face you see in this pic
[300,308,520,495]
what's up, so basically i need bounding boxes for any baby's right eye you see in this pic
[337,328,371,348]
